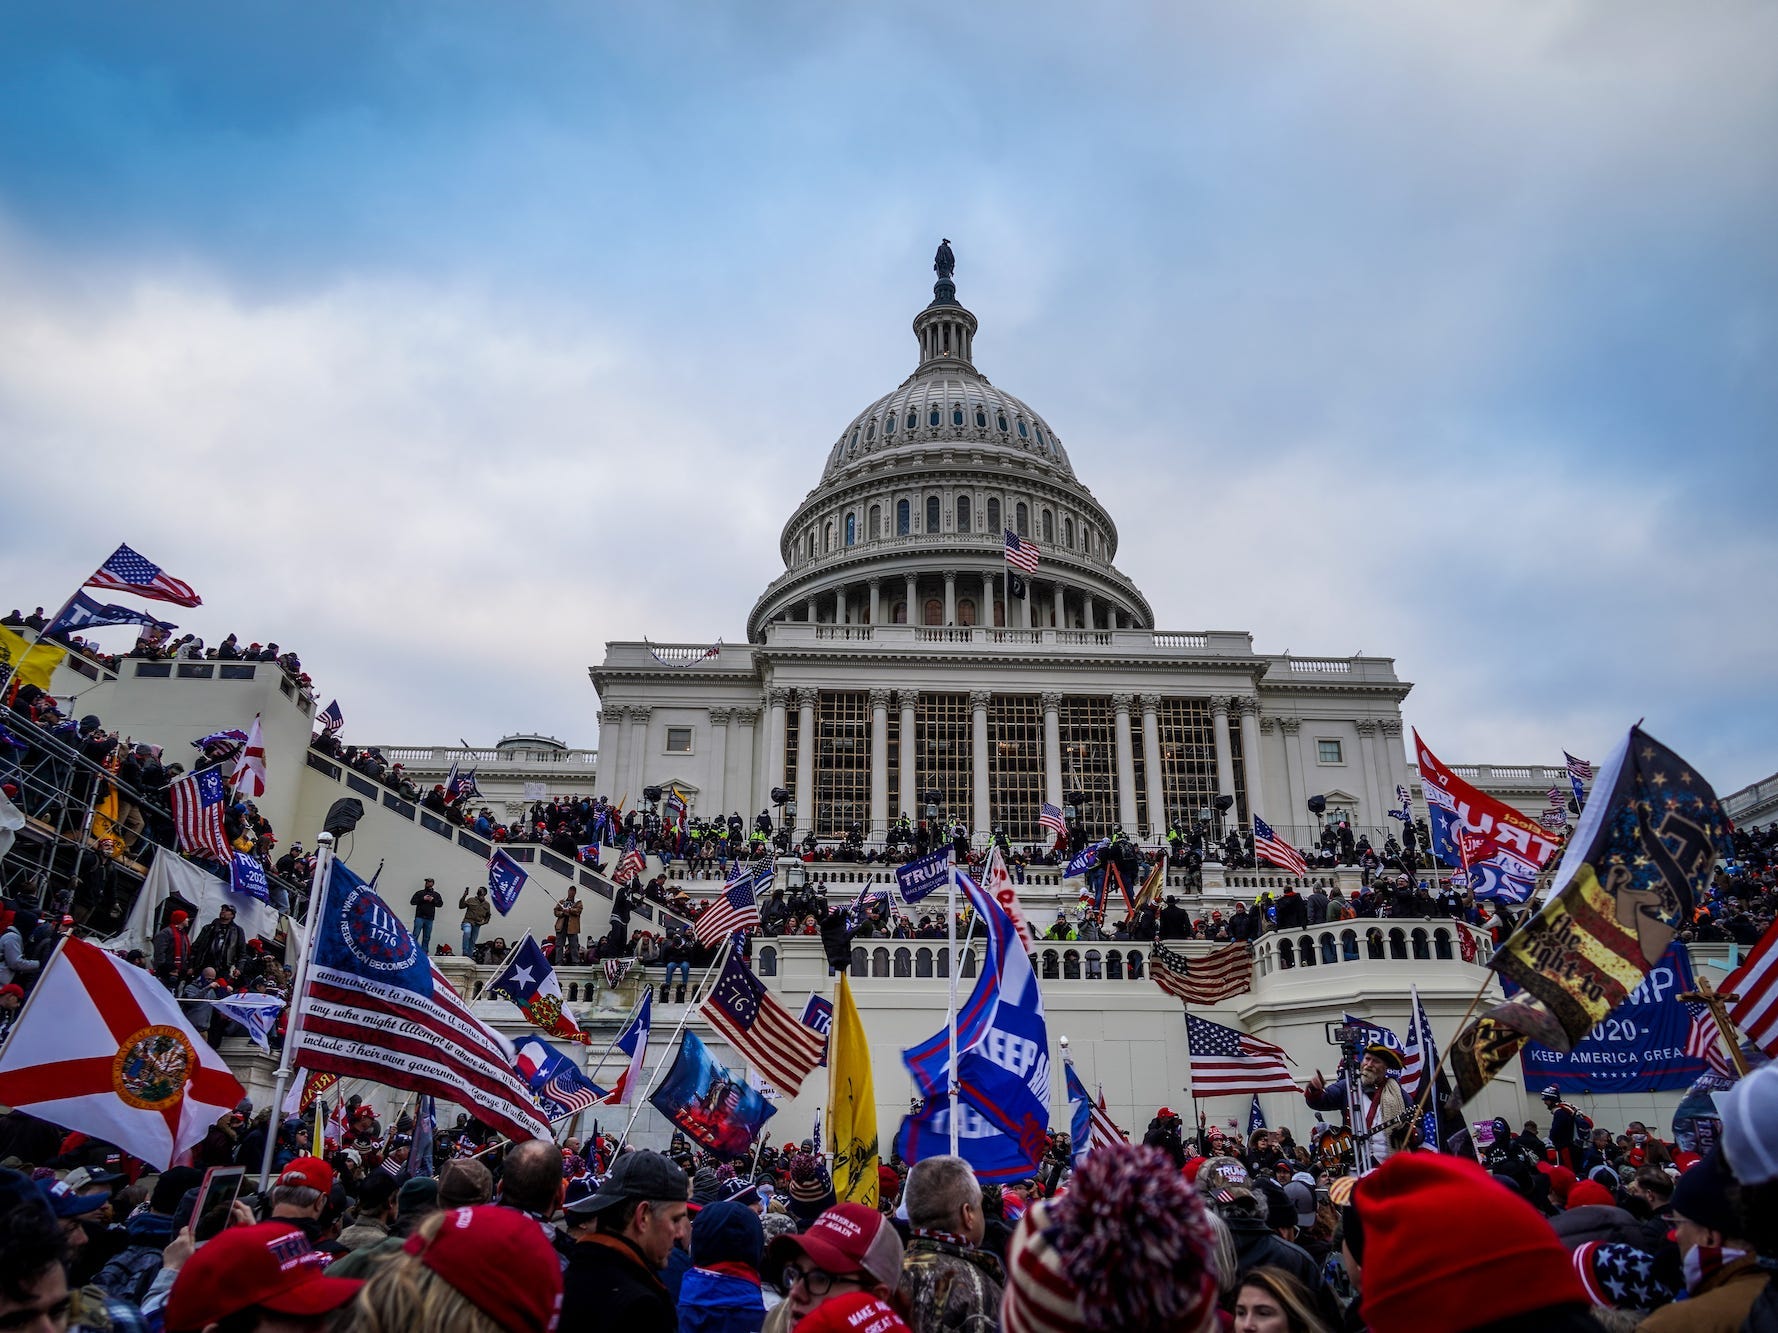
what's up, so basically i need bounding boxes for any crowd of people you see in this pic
[3,609,312,696]
[3,1059,1775,1333]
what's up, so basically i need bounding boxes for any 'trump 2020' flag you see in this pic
[901,869,1052,1181]
[487,849,528,916]
[1415,730,1561,903]
[0,935,244,1169]
[295,858,550,1142]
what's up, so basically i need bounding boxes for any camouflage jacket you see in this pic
[895,1232,1005,1333]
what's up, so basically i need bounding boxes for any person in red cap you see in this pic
[1351,1152,1592,1332]
[164,1221,361,1333]
[265,1157,336,1245]
[760,1202,906,1331]
[352,1205,563,1333]
[153,910,190,990]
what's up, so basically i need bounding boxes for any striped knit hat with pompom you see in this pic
[1002,1144,1219,1333]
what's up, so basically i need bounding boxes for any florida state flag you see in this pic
[0,936,244,1169]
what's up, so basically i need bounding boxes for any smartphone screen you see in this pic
[193,1166,246,1242]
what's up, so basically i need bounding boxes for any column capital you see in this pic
[1378,718,1403,737]
[896,688,920,711]
[1236,696,1261,717]
[868,688,893,710]
[868,575,882,589]
[1112,691,1135,713]
[708,707,733,725]
[1138,692,1162,713]
[943,568,958,582]
[969,688,992,710]
[1279,718,1302,735]
[793,686,820,709]
[600,705,624,724]
[1040,690,1064,712]
[630,705,653,723]
[1355,719,1379,737]
[766,687,792,709]
[1259,717,1277,734]
[1210,695,1234,715]
[732,707,760,726]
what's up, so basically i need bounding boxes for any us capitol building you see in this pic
[592,248,1414,853]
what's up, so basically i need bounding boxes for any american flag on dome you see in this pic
[84,543,202,608]
[1186,1014,1298,1097]
[1003,530,1040,574]
[1724,917,1778,1059]
[694,864,761,947]
[1038,802,1068,841]
[1252,815,1307,878]
[171,766,234,862]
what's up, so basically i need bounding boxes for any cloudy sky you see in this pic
[2,2,1773,791]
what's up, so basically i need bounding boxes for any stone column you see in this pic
[794,688,818,841]
[905,574,918,626]
[1237,697,1264,828]
[1020,581,1032,629]
[805,595,817,624]
[897,689,918,823]
[1278,718,1307,844]
[1140,693,1165,841]
[837,586,848,625]
[868,578,881,626]
[971,689,991,839]
[598,706,625,799]
[1041,691,1063,811]
[1052,583,1065,629]
[982,572,995,628]
[1380,719,1408,820]
[766,687,790,803]
[627,705,653,799]
[868,689,890,841]
[707,708,731,813]
[732,707,758,817]
[944,570,957,626]
[1355,719,1383,831]
[1113,692,1138,832]
[1211,697,1237,813]
[1082,594,1095,631]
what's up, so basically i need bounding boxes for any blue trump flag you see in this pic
[1064,840,1109,879]
[230,852,271,903]
[47,591,178,638]
[900,870,1051,1180]
[896,1094,1052,1184]
[651,1029,775,1160]
[1065,1062,1094,1165]
[896,849,951,904]
[488,849,528,916]
[1249,1094,1266,1133]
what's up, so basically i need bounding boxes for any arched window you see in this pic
[961,949,977,979]
[869,505,881,540]
[824,522,834,552]
[850,428,859,449]
[850,947,868,977]
[1041,952,1060,981]
[1064,517,1074,548]
[1389,929,1408,960]
[893,947,912,978]
[1041,510,1054,543]
[1106,950,1124,980]
[1015,503,1029,537]
[807,532,816,560]
[845,513,856,546]
[866,420,875,441]
[884,413,895,436]
[1435,930,1454,961]
[975,408,987,428]
[987,498,1001,533]
[956,496,971,532]
[906,408,917,431]
[1017,419,1029,439]
[872,948,890,978]
[1035,426,1046,446]
[958,598,976,626]
[897,500,910,536]
[759,946,778,977]
[997,412,1009,432]
[929,406,941,428]
[926,496,940,532]
[1298,938,1316,968]
[1062,950,1081,980]
[924,598,942,625]
[915,949,934,978]
[952,405,964,427]
[1320,933,1338,964]
[893,600,907,624]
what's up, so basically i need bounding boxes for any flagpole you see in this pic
[613,935,734,1153]
[947,858,960,1157]
[260,831,334,1191]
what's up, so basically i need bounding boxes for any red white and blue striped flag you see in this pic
[1038,802,1067,841]
[170,766,233,862]
[694,863,761,947]
[1725,917,1778,1058]
[85,543,202,608]
[1187,1014,1297,1096]
[1252,815,1308,877]
[1003,530,1040,574]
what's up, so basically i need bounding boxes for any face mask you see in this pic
[1683,1243,1747,1293]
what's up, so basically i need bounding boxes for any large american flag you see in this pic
[1252,815,1308,878]
[317,700,345,736]
[1150,940,1254,1005]
[171,766,234,862]
[1725,918,1778,1058]
[613,835,645,886]
[1090,1087,1125,1149]
[693,864,761,947]
[1186,1014,1298,1096]
[1563,752,1594,782]
[1038,802,1068,840]
[1683,1001,1738,1079]
[85,543,202,608]
[701,951,825,1097]
[1003,530,1040,574]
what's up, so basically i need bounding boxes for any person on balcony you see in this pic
[460,884,491,957]
[553,884,584,967]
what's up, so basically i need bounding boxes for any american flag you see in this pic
[1725,917,1778,1058]
[613,835,645,885]
[317,699,344,735]
[1186,1014,1298,1096]
[1003,530,1040,574]
[701,951,825,1097]
[1546,785,1568,808]
[603,957,635,990]
[1038,802,1067,840]
[84,543,202,608]
[171,766,234,861]
[1090,1087,1124,1149]
[694,864,761,947]
[1150,940,1254,1005]
[1683,1001,1737,1079]
[1563,752,1594,782]
[1252,815,1308,877]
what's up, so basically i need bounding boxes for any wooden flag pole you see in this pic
[1678,973,1750,1078]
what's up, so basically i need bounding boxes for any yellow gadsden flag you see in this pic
[0,625,67,695]
[827,971,878,1207]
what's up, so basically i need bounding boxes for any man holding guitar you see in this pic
[1304,1044,1411,1169]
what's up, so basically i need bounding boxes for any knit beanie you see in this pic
[1564,1180,1615,1210]
[1002,1144,1218,1333]
[788,1153,832,1203]
[1571,1241,1676,1311]
[1354,1153,1587,1333]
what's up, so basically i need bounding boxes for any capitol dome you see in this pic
[748,247,1153,642]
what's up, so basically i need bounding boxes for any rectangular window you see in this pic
[1156,698,1222,832]
[1057,697,1116,839]
[665,727,693,754]
[1317,739,1344,765]
[815,692,870,838]
[915,692,972,834]
[988,695,1044,844]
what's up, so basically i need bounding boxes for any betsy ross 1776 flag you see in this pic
[487,935,588,1044]
[0,935,245,1169]
[1252,816,1308,878]
[294,858,550,1142]
[85,543,203,608]
[171,767,234,863]
[1151,940,1254,1005]
[1186,1013,1298,1097]
[701,951,826,1097]
[1452,726,1732,1103]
